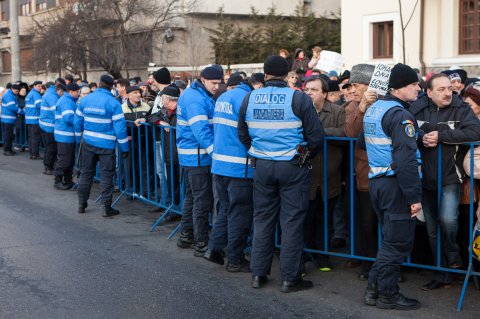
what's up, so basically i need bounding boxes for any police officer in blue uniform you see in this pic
[176,66,222,256]
[74,75,129,217]
[24,80,43,159]
[1,83,20,156]
[54,83,80,190]
[362,63,423,310]
[40,79,66,175]
[238,56,324,292]
[203,74,265,271]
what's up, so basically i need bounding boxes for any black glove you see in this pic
[121,152,129,159]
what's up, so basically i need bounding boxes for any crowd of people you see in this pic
[1,47,480,311]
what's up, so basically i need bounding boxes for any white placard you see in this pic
[315,50,345,75]
[368,64,391,95]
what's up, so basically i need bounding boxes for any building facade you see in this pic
[341,0,480,75]
[0,0,340,84]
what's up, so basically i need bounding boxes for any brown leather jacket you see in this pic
[344,100,370,191]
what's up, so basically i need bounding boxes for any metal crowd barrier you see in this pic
[275,137,479,311]
[111,120,182,238]
[70,123,479,311]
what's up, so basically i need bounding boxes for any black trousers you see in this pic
[77,142,116,205]
[2,123,14,152]
[55,142,76,181]
[27,124,42,156]
[41,130,57,170]
[368,177,416,296]
[180,166,213,243]
[250,159,311,282]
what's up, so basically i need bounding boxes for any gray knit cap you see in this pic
[350,64,375,85]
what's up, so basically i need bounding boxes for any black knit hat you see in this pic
[388,63,419,89]
[32,80,42,86]
[327,80,340,92]
[161,84,180,98]
[250,73,265,85]
[226,74,243,87]
[200,66,223,80]
[100,74,114,85]
[264,55,289,77]
[154,67,171,85]
[66,83,80,91]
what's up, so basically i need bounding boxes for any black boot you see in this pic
[203,249,224,265]
[364,283,378,306]
[376,293,421,310]
[54,176,69,190]
[177,230,194,249]
[194,242,208,257]
[63,174,75,190]
[280,278,313,293]
[102,203,120,217]
[78,202,88,214]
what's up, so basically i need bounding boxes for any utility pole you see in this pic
[10,0,21,81]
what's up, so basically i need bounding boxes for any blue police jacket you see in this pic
[245,86,304,161]
[364,99,421,179]
[176,80,214,167]
[54,92,77,143]
[212,82,254,178]
[24,88,42,125]
[74,87,129,152]
[39,86,60,133]
[1,89,18,124]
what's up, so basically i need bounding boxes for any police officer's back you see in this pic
[74,74,129,217]
[238,55,324,292]
[362,63,422,310]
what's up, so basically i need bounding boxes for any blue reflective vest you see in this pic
[176,80,214,167]
[39,86,60,133]
[74,88,129,152]
[54,92,77,143]
[1,89,18,124]
[245,86,304,161]
[212,82,253,178]
[364,100,421,179]
[24,88,42,124]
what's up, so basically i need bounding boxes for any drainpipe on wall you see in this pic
[419,0,426,76]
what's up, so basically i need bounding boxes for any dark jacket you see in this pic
[410,94,480,189]
[309,101,345,200]
[147,108,178,164]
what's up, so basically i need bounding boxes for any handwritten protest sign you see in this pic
[315,51,345,75]
[368,64,391,95]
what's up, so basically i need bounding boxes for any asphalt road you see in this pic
[0,150,478,319]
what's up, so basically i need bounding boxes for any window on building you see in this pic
[37,0,47,11]
[19,0,31,16]
[459,0,480,53]
[372,21,393,59]
[0,0,9,20]
[2,50,11,73]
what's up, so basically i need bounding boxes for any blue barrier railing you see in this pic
[16,116,478,311]
[277,136,479,311]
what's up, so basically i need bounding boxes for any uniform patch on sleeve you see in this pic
[404,124,415,137]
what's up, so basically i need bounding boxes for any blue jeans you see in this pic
[422,184,461,282]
